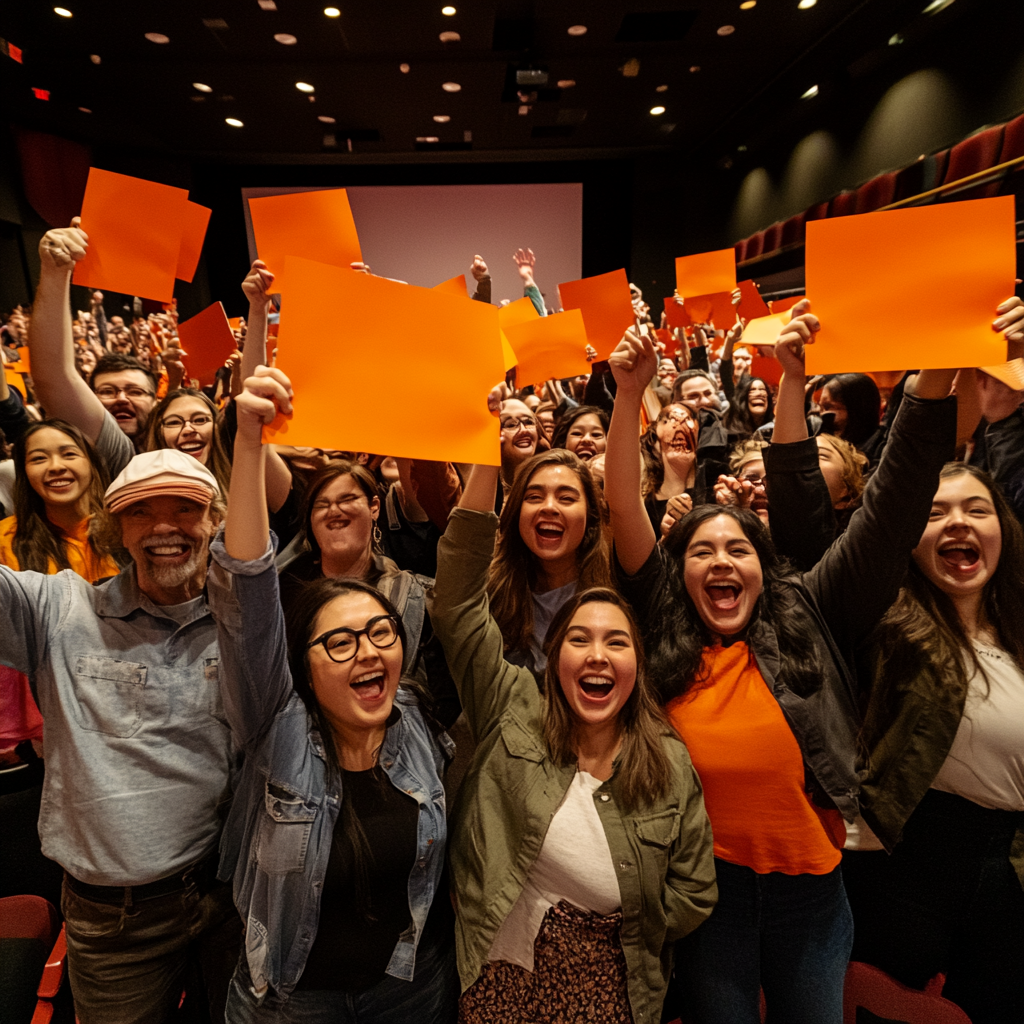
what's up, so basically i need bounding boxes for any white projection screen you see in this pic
[242,183,582,307]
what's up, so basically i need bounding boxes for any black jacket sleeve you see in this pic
[0,386,30,446]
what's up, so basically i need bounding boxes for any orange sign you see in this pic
[558,269,634,361]
[503,309,591,387]
[675,248,736,297]
[177,302,236,387]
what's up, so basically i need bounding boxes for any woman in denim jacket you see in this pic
[207,367,459,1024]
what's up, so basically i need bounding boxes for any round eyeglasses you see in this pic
[306,615,399,663]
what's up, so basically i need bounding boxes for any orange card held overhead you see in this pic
[72,167,190,302]
[806,197,1015,373]
[497,297,541,373]
[5,368,26,398]
[663,296,692,330]
[736,279,770,321]
[248,189,362,294]
[432,274,469,298]
[558,268,634,360]
[503,309,591,387]
[266,256,503,465]
[675,248,736,298]
[175,201,212,284]
[741,312,789,351]
[176,302,236,387]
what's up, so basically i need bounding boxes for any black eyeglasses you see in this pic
[306,615,399,663]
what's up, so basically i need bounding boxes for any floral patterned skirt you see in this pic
[459,900,633,1024]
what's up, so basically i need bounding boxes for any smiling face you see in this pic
[307,591,403,742]
[656,404,698,457]
[683,514,764,637]
[736,458,769,524]
[732,347,752,381]
[310,473,379,576]
[912,473,1002,608]
[160,396,215,465]
[518,464,588,575]
[557,601,637,731]
[746,380,769,419]
[565,413,607,462]
[23,427,93,515]
[93,369,156,439]
[500,399,539,469]
[677,375,720,414]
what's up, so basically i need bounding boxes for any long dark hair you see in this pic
[146,388,232,495]
[822,373,881,449]
[645,504,825,703]
[723,376,774,438]
[640,403,698,499]
[542,587,675,812]
[550,405,610,452]
[12,420,111,574]
[488,449,611,657]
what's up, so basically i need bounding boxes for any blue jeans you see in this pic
[669,859,852,1024]
[225,929,459,1024]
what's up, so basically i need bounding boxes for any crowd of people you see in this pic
[1,217,1023,1024]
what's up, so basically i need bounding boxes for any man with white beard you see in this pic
[0,448,240,1024]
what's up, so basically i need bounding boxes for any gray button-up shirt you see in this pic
[0,563,235,885]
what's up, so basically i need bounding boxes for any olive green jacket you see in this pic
[428,508,717,1024]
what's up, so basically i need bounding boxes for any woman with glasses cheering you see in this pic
[208,366,459,1023]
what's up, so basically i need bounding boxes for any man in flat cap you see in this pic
[0,448,240,1024]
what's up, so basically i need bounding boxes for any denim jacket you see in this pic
[207,534,452,1003]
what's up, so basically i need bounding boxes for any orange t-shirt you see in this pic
[0,515,118,582]
[666,642,845,875]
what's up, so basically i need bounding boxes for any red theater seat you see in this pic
[761,222,783,255]
[744,231,765,261]
[944,124,1005,185]
[780,212,806,246]
[999,111,1024,163]
[843,963,972,1024]
[827,190,857,217]
[855,172,897,214]
[735,238,747,263]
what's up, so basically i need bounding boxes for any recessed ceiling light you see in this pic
[296,81,315,92]
[400,63,410,73]
[78,106,91,113]
[225,117,244,127]
[324,6,340,16]
[557,79,576,88]
[518,104,530,115]
[650,105,666,115]
[888,32,904,45]
[193,82,213,92]
[274,33,297,44]
[656,84,668,92]
[54,7,72,16]
[416,136,439,143]
[690,65,701,72]
[740,0,756,7]
[442,81,461,92]
[439,31,460,42]
[90,54,101,64]
[441,5,456,14]
[567,24,587,36]
[737,144,748,151]
[318,115,336,123]
[433,114,450,122]
[145,32,170,43]
[717,24,735,35]
[798,0,817,7]
[923,0,955,12]
[801,84,819,98]
[258,0,277,9]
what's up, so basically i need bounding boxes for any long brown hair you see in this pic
[12,420,112,574]
[869,463,1024,713]
[487,449,611,657]
[300,460,381,563]
[146,388,232,495]
[542,587,674,812]
[640,403,697,499]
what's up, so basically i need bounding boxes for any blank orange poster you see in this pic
[15,347,30,372]
[683,294,715,323]
[266,256,502,465]
[675,248,736,298]
[72,167,189,302]
[248,189,362,294]
[663,297,692,330]
[503,309,591,387]
[806,197,1014,373]
[497,297,541,373]
[558,269,634,360]
[736,279,770,321]
[742,313,789,351]
[175,201,212,283]
[5,369,26,398]
[177,302,236,386]
[433,274,468,298]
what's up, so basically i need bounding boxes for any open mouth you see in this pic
[669,434,693,454]
[351,670,386,701]
[44,477,75,493]
[514,436,535,449]
[578,675,614,701]
[113,411,136,424]
[178,441,206,458]
[938,542,980,571]
[706,581,741,612]
[574,442,596,459]
[534,521,565,545]
[144,541,192,561]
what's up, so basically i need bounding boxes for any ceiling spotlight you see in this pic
[78,106,92,113]
[274,33,297,44]
[557,79,576,88]
[225,117,243,127]
[193,82,212,92]
[923,0,955,11]
[442,81,461,92]
[738,144,748,151]
[717,24,735,35]
[433,114,450,122]
[441,5,456,13]
[518,105,530,115]
[400,62,410,73]
[318,115,336,122]
[656,84,668,92]
[416,136,439,142]
[324,6,340,16]
[740,0,757,7]
[798,0,817,7]
[889,32,904,44]
[145,32,170,43]
[439,31,460,42]
[567,24,587,36]
[295,81,315,92]
[90,53,101,64]
[54,7,72,16]
[801,84,819,98]
[690,65,701,72]
[650,105,666,115]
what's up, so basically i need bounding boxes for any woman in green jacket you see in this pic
[428,391,717,1024]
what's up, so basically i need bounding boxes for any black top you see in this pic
[296,765,419,992]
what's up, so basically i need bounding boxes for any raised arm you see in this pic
[27,222,107,443]
[605,327,659,574]
[470,254,492,305]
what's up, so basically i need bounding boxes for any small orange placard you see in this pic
[557,269,634,361]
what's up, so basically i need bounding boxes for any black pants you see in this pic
[845,789,1024,1024]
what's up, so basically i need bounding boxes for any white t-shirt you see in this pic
[487,770,621,971]
[930,639,1024,811]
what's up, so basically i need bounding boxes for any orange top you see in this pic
[0,514,119,583]
[666,642,845,875]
